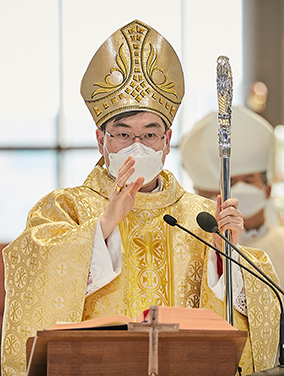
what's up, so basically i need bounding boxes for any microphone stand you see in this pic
[163,214,283,312]
[164,214,284,374]
[214,227,284,375]
[196,211,284,375]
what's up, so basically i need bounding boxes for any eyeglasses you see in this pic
[105,130,166,148]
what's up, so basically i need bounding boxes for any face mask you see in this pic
[231,181,267,218]
[105,141,165,185]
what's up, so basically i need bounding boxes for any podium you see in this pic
[26,308,247,376]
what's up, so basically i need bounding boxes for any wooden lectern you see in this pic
[26,308,247,376]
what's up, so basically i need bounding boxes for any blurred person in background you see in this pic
[180,106,284,289]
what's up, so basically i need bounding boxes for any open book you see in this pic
[49,306,237,332]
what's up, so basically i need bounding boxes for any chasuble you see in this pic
[1,166,280,375]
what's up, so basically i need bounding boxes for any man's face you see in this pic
[96,112,172,167]
[196,188,220,201]
[196,172,271,201]
[231,172,271,199]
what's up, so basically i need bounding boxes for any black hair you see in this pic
[100,110,168,132]
[261,171,268,185]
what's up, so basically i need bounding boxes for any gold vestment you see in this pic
[1,166,280,375]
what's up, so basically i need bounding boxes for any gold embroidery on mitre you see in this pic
[91,44,129,98]
[81,20,184,128]
[146,43,178,98]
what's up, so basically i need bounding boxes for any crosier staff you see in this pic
[216,56,234,326]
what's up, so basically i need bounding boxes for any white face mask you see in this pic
[231,181,267,218]
[105,141,165,185]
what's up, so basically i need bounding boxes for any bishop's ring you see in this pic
[114,183,123,192]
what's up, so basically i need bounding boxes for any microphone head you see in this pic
[196,212,219,233]
[163,214,177,227]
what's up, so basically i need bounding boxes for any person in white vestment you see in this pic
[180,105,284,288]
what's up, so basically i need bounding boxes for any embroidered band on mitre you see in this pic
[80,19,185,128]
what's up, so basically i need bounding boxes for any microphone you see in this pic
[163,214,283,308]
[164,214,224,253]
[196,211,284,375]
[196,211,284,297]
[163,215,177,227]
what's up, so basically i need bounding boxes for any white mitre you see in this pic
[198,106,277,224]
[179,112,220,191]
[200,106,275,181]
[180,106,277,223]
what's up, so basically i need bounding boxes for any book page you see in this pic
[49,307,236,331]
[49,315,133,331]
[137,307,237,331]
